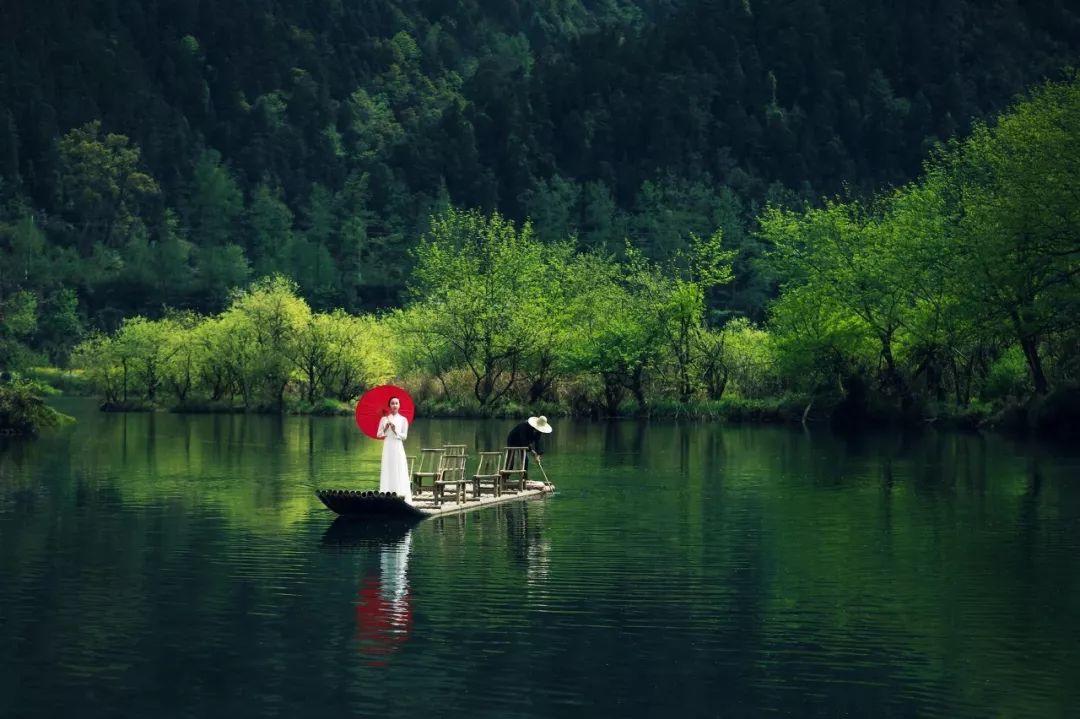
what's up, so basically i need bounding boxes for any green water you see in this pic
[1,399,1078,718]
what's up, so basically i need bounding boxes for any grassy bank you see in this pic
[81,393,1012,431]
[24,367,95,396]
[40,360,1079,437]
[95,397,359,416]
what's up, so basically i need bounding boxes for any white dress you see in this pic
[377,414,412,503]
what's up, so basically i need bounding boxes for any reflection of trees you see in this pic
[14,406,392,534]
[602,420,646,461]
[8,406,1080,716]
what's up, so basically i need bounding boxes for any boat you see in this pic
[314,482,555,520]
[317,445,555,521]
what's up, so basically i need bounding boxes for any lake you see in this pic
[1,399,1078,717]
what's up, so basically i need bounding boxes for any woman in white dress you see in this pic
[377,397,412,503]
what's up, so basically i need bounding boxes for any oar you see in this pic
[532,450,551,485]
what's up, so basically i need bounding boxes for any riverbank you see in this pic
[23,367,95,396]
[78,393,1021,433]
[97,397,358,417]
[26,363,1079,436]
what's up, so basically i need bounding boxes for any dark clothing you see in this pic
[506,421,545,454]
[506,421,546,471]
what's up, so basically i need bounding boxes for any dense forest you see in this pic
[2,0,1079,367]
[62,72,1080,433]
[1,1,1079,431]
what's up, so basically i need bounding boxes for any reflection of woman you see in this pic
[355,530,413,665]
[377,397,411,503]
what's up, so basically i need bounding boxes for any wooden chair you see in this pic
[411,448,445,497]
[472,451,504,498]
[500,446,529,494]
[443,444,466,458]
[434,452,469,506]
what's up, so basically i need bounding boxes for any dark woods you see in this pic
[1,0,1078,428]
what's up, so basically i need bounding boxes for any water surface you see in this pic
[1,400,1078,717]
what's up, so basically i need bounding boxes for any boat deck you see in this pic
[413,485,553,517]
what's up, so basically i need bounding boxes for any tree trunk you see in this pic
[949,355,963,407]
[679,361,692,404]
[1019,335,1049,395]
[528,355,554,403]
[628,364,647,415]
[879,334,903,397]
[475,373,492,406]
[710,374,727,401]
[146,361,157,402]
[602,374,623,417]
[932,360,946,402]
[435,371,451,401]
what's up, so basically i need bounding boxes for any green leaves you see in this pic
[56,121,159,249]
[70,276,393,409]
[763,73,1080,403]
[409,209,547,405]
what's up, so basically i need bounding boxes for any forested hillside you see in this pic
[1,0,1078,368]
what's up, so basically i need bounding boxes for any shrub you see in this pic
[983,346,1031,402]
[0,380,74,435]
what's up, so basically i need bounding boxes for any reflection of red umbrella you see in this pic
[355,385,415,440]
[355,578,412,666]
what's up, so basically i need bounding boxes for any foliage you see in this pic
[0,379,73,435]
[927,76,1080,395]
[2,0,1078,366]
[44,68,1080,431]
[409,209,548,406]
[763,73,1080,422]
[982,346,1031,403]
[71,277,391,411]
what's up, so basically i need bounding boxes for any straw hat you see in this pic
[528,415,553,433]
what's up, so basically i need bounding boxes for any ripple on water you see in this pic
[1,410,1078,718]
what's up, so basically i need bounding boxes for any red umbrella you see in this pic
[355,385,415,440]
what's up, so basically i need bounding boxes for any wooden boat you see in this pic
[317,445,554,521]
[314,482,554,521]
[315,490,426,519]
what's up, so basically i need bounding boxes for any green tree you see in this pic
[763,200,912,400]
[217,276,311,410]
[410,208,546,406]
[56,121,159,252]
[185,149,243,246]
[562,249,656,414]
[634,229,735,403]
[160,311,202,404]
[0,291,39,370]
[930,76,1080,394]
[245,184,294,279]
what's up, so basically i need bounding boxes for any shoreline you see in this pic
[67,396,1047,436]
[37,379,1080,438]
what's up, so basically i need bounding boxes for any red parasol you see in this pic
[355,384,415,440]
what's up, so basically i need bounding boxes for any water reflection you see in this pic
[499,503,551,586]
[4,401,1080,718]
[322,519,416,665]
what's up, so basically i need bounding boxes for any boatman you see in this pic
[505,415,553,475]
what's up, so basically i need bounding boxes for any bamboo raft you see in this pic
[315,445,554,521]
[315,484,554,520]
